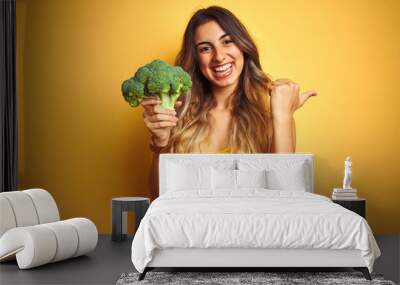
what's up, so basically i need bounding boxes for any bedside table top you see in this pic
[112,197,149,202]
[331,198,365,202]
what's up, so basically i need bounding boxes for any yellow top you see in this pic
[217,147,231,153]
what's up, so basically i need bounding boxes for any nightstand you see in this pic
[111,197,150,242]
[332,198,366,218]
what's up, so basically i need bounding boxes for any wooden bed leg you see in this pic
[138,268,148,281]
[354,267,372,280]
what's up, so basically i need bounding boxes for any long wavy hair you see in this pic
[169,6,273,153]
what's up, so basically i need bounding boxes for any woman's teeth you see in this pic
[212,63,233,79]
[214,63,232,72]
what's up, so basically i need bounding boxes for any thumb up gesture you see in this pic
[269,79,317,119]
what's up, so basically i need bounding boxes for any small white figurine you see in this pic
[342,156,352,189]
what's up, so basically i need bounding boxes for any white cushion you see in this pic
[0,189,60,238]
[0,192,39,227]
[23,189,59,223]
[42,221,79,262]
[160,155,237,195]
[0,218,98,269]
[266,162,307,191]
[238,159,308,191]
[211,169,268,190]
[63,218,98,257]
[167,162,212,191]
[212,168,237,190]
[0,226,57,269]
[0,196,17,237]
[237,169,267,188]
[0,189,98,269]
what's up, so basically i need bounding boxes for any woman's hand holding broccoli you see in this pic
[122,59,192,148]
[141,99,182,147]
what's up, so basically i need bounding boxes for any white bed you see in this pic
[131,154,380,280]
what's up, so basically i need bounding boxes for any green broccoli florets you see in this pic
[121,59,192,110]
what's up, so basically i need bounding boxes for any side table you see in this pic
[332,198,366,218]
[112,197,150,242]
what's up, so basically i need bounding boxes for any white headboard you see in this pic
[159,153,314,195]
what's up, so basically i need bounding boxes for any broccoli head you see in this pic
[121,59,192,110]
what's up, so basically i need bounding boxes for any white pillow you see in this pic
[266,163,307,191]
[211,168,268,190]
[167,162,212,191]
[237,159,308,191]
[211,168,237,190]
[236,169,267,188]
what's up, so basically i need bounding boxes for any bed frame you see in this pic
[139,154,371,280]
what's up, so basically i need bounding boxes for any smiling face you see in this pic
[194,20,244,92]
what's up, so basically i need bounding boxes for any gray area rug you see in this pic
[116,271,396,285]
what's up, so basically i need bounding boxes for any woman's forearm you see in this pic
[148,135,171,201]
[292,116,296,152]
[272,115,296,153]
[149,153,160,201]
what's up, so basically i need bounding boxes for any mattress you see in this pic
[131,189,380,273]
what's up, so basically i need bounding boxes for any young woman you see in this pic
[141,6,317,200]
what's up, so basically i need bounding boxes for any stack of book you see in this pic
[332,188,358,200]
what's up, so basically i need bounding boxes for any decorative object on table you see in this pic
[332,156,358,200]
[112,197,150,242]
[116,271,394,285]
[332,198,366,218]
[343,156,352,189]
[0,189,98,269]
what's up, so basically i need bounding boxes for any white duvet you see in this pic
[131,189,380,273]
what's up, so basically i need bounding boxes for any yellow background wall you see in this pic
[16,0,400,234]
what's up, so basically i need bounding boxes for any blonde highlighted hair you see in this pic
[169,6,273,153]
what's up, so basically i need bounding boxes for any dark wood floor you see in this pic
[0,235,398,285]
